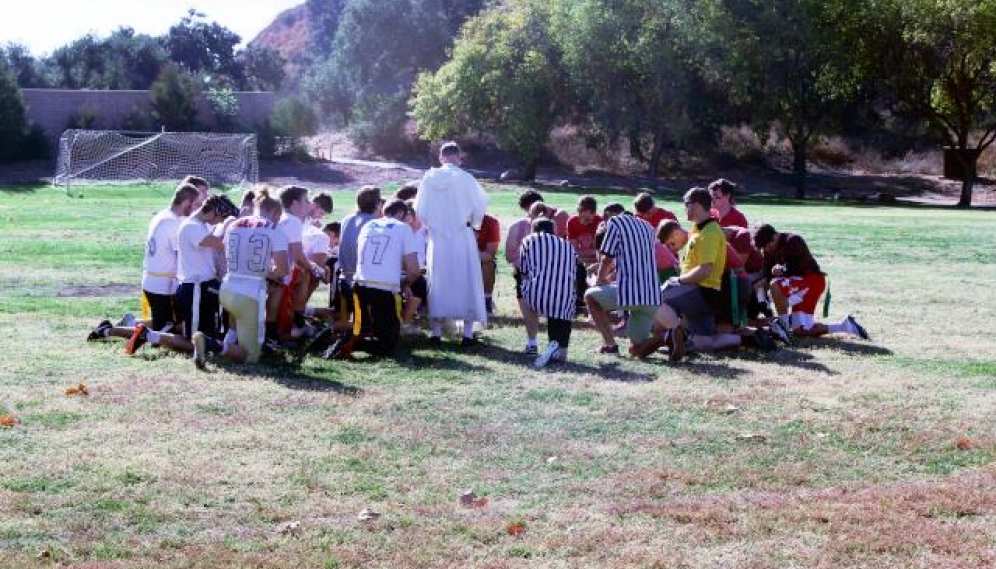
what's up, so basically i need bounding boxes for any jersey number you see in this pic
[227,233,271,272]
[363,235,391,265]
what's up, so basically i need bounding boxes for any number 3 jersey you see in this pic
[221,216,288,297]
[355,218,418,292]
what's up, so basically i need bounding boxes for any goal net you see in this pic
[54,130,259,191]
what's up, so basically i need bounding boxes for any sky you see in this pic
[0,0,305,56]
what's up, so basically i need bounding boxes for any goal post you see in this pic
[54,130,259,194]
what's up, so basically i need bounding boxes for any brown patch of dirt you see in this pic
[57,284,137,297]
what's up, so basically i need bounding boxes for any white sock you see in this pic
[827,321,847,334]
[526,337,537,348]
[463,320,475,338]
[224,329,238,347]
[430,321,443,338]
[146,331,161,345]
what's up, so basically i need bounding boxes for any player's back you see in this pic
[355,218,414,292]
[223,217,286,295]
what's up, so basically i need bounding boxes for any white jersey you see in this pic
[177,216,218,283]
[142,208,183,295]
[278,213,304,246]
[221,217,288,298]
[410,225,428,269]
[304,223,331,259]
[355,217,418,292]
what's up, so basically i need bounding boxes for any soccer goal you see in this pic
[53,130,259,194]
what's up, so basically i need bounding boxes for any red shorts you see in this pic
[771,274,825,315]
[277,267,303,334]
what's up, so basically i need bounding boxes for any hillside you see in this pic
[248,2,311,79]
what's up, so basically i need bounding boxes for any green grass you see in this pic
[1,183,995,568]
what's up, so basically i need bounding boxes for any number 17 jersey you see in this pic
[222,216,288,297]
[355,218,418,292]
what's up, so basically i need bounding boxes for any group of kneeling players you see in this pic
[87,171,869,370]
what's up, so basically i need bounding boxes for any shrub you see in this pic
[270,97,317,155]
[150,64,200,131]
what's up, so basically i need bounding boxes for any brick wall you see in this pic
[22,89,276,146]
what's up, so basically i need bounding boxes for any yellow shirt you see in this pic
[680,219,727,290]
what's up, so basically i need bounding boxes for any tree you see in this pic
[150,64,200,131]
[701,0,865,198]
[270,97,319,153]
[551,0,711,179]
[44,28,167,89]
[0,60,27,161]
[165,10,242,82]
[1,43,51,87]
[877,0,996,207]
[237,45,286,91]
[411,0,568,178]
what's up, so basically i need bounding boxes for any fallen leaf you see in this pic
[471,497,489,508]
[546,456,559,464]
[37,550,51,559]
[460,490,477,506]
[956,438,972,451]
[65,383,89,396]
[507,523,525,536]
[0,414,16,427]
[736,433,767,443]
[357,508,380,522]
[276,521,301,535]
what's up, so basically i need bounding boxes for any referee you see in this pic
[519,218,578,368]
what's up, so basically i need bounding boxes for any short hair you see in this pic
[240,189,256,207]
[603,202,625,217]
[255,188,282,219]
[657,219,683,244]
[181,175,209,190]
[634,192,655,214]
[440,141,461,157]
[708,178,738,197]
[279,185,309,210]
[216,194,240,218]
[312,192,333,215]
[528,201,547,219]
[383,198,408,218]
[172,183,199,206]
[753,224,778,249]
[202,194,237,217]
[322,221,341,236]
[394,182,419,201]
[356,185,382,214]
[532,217,555,234]
[577,195,598,213]
[683,187,712,210]
[518,190,544,211]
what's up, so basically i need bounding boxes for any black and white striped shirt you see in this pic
[600,213,661,307]
[520,232,578,321]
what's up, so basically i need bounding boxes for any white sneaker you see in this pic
[192,332,207,370]
[770,318,794,345]
[843,315,869,340]
[533,341,560,369]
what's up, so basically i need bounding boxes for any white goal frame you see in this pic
[53,129,259,194]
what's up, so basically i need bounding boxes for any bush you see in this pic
[0,60,27,161]
[348,94,410,156]
[270,97,317,156]
[150,64,200,131]
[67,105,99,129]
[206,87,241,132]
[254,120,277,159]
[20,123,50,160]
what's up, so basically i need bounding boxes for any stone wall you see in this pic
[22,89,276,146]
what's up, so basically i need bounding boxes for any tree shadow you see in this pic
[260,159,355,185]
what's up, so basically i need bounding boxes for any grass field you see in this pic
[1,183,994,568]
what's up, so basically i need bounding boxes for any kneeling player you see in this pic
[753,224,869,341]
[323,199,420,359]
[193,191,290,367]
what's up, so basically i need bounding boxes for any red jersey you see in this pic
[636,207,677,229]
[724,227,764,273]
[476,214,501,252]
[711,207,749,228]
[567,214,602,263]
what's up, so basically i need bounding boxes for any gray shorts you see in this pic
[661,283,716,336]
[585,284,657,344]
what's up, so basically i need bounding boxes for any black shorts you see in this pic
[174,280,221,340]
[143,290,176,331]
[409,274,428,303]
[514,269,523,299]
[352,285,402,356]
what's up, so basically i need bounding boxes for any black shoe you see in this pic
[305,326,334,354]
[460,336,479,349]
[752,329,778,352]
[87,320,112,341]
[668,325,686,362]
[322,334,358,360]
[428,336,443,349]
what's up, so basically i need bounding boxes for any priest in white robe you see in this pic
[414,142,490,347]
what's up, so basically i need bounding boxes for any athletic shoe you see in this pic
[124,323,148,355]
[770,318,794,345]
[322,334,358,360]
[87,320,112,341]
[668,325,686,362]
[596,344,620,355]
[460,336,479,349]
[522,345,539,356]
[629,334,665,359]
[752,329,778,352]
[304,326,334,354]
[117,312,136,327]
[844,315,870,340]
[533,341,560,369]
[485,297,495,316]
[192,332,207,370]
[290,323,315,340]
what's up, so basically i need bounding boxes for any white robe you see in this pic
[415,164,490,325]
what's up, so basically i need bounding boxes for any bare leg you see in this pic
[769,285,789,316]
[403,296,422,325]
[794,324,829,337]
[690,333,742,352]
[584,292,616,348]
[520,303,540,345]
[158,333,194,354]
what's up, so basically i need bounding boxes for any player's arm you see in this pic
[402,253,420,286]
[270,250,290,282]
[676,262,712,285]
[595,253,614,286]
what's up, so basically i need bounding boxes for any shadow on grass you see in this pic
[169,349,363,395]
[804,338,894,356]
[259,159,356,185]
